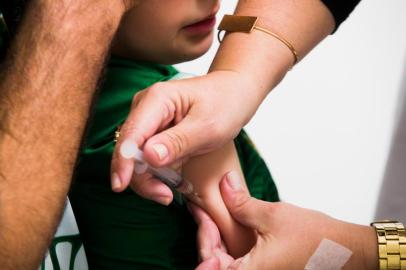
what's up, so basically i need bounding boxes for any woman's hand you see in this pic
[191,172,379,270]
[187,203,234,270]
[111,0,337,205]
[111,71,257,204]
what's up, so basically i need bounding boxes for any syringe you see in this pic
[120,140,194,195]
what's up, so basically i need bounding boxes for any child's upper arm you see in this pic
[183,141,256,258]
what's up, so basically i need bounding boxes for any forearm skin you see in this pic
[0,1,127,268]
[210,1,379,268]
[210,0,335,126]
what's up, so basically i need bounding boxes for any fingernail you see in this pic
[152,144,169,160]
[155,196,172,206]
[226,171,242,191]
[112,173,122,191]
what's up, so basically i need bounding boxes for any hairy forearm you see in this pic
[0,0,127,268]
[210,0,335,124]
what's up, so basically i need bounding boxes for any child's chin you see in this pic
[171,45,212,64]
[184,49,210,61]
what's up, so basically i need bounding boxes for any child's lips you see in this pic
[183,16,217,35]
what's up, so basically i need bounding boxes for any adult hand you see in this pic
[111,71,258,204]
[111,0,337,205]
[191,171,379,270]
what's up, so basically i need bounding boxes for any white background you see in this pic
[177,0,406,225]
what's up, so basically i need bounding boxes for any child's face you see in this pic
[112,0,220,64]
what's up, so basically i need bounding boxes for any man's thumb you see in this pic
[220,171,274,232]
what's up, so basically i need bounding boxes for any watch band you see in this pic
[371,220,406,270]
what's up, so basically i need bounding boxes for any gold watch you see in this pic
[371,220,406,270]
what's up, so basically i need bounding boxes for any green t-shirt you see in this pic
[69,57,279,270]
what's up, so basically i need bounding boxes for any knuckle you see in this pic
[231,195,252,217]
[148,82,165,96]
[260,202,277,220]
[162,99,176,122]
[257,202,278,231]
[120,121,148,145]
[131,90,144,104]
[165,130,188,159]
[146,82,174,105]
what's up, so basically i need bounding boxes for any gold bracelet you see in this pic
[371,220,406,270]
[217,15,298,66]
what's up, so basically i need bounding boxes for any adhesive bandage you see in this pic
[304,239,353,270]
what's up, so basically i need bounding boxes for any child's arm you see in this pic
[183,141,256,258]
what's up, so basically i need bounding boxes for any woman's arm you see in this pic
[193,172,379,270]
[210,0,336,106]
[183,142,255,258]
[0,0,138,268]
[111,0,337,203]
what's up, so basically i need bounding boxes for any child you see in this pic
[69,0,279,269]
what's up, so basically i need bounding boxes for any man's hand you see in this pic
[111,71,257,204]
[191,172,379,270]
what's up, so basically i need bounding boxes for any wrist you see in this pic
[318,219,378,270]
[209,0,335,110]
[361,226,379,270]
[339,223,378,270]
[210,28,292,95]
[204,69,262,127]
